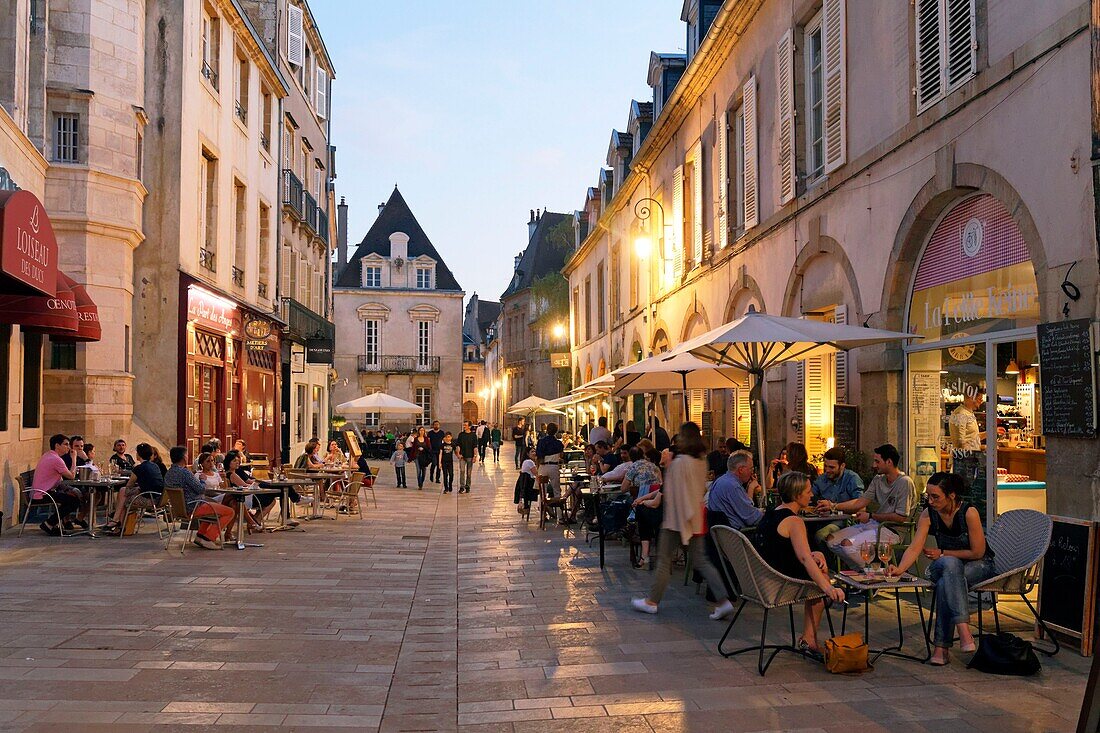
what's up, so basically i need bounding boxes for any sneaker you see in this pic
[193,536,220,550]
[709,599,736,621]
[631,598,658,614]
[39,521,61,537]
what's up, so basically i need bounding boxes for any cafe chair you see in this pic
[969,509,1059,656]
[329,472,365,518]
[364,466,379,507]
[15,472,76,539]
[122,489,171,540]
[537,475,567,531]
[710,525,835,676]
[162,487,224,553]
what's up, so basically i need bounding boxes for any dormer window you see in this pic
[363,265,381,288]
[415,266,432,289]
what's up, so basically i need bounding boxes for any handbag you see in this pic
[966,632,1041,676]
[823,633,871,674]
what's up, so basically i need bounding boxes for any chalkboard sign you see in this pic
[1039,516,1097,654]
[833,404,859,451]
[1038,319,1097,437]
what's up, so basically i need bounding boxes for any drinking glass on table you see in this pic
[859,541,874,573]
[877,542,894,574]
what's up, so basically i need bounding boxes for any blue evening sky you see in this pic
[309,1,685,303]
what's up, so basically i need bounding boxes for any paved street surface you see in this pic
[0,452,1088,732]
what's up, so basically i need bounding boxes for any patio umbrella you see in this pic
[667,306,918,474]
[569,372,615,395]
[336,392,423,415]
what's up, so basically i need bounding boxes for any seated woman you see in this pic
[164,446,234,549]
[631,476,663,569]
[889,471,994,665]
[102,442,164,536]
[324,440,347,467]
[756,471,845,655]
[293,439,324,470]
[222,450,265,535]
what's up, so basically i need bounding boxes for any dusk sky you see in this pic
[309,1,685,303]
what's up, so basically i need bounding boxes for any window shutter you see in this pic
[822,0,846,174]
[316,67,327,118]
[691,142,703,265]
[742,75,759,229]
[945,0,976,89]
[795,361,806,444]
[804,355,829,458]
[280,244,292,298]
[776,30,795,204]
[735,384,751,444]
[689,389,705,426]
[834,304,848,404]
[672,165,684,282]
[287,4,304,67]
[915,0,943,111]
[717,111,729,249]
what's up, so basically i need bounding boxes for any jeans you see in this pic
[514,442,525,468]
[428,451,439,482]
[648,528,728,605]
[394,466,406,487]
[442,462,454,492]
[416,461,428,488]
[460,459,474,490]
[927,555,997,647]
[43,488,81,526]
[491,442,500,461]
[477,441,488,461]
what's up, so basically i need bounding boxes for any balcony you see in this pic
[201,61,218,89]
[232,266,245,288]
[280,296,334,341]
[282,169,304,219]
[234,100,247,125]
[257,281,268,299]
[303,192,318,234]
[358,355,441,374]
[199,247,216,273]
[315,206,329,244]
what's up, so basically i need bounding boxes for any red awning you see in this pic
[0,274,77,334]
[54,272,101,342]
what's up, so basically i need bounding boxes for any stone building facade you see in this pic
[461,293,500,424]
[332,188,465,431]
[564,0,1099,520]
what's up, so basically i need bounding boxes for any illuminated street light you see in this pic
[551,323,565,340]
[634,235,652,260]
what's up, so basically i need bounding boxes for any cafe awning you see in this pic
[0,270,101,341]
[55,272,101,342]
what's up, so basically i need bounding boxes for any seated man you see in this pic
[293,439,324,470]
[109,438,136,472]
[826,444,918,570]
[102,442,164,536]
[164,445,235,549]
[61,435,90,470]
[810,446,865,544]
[707,450,764,530]
[593,441,620,474]
[31,434,80,535]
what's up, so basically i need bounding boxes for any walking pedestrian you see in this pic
[490,423,502,462]
[427,421,444,483]
[439,432,456,493]
[512,417,527,469]
[476,421,490,461]
[455,421,479,493]
[389,443,408,488]
[410,427,432,490]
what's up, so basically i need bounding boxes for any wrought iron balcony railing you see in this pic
[315,206,329,243]
[282,169,304,219]
[201,61,218,89]
[232,266,245,288]
[358,355,440,374]
[199,247,216,272]
[303,192,318,233]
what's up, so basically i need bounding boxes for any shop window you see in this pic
[311,385,322,441]
[295,384,307,443]
[49,340,76,370]
[22,332,42,428]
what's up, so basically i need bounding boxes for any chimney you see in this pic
[514,253,523,272]
[528,208,538,239]
[337,196,348,271]
[377,202,386,214]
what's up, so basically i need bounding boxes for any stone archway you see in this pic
[462,400,479,423]
[723,266,766,322]
[781,236,864,320]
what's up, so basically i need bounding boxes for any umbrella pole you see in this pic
[752,371,767,491]
[680,372,689,426]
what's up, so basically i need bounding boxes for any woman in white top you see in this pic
[515,447,538,519]
[324,440,347,467]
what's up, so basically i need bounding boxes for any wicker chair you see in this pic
[710,525,834,675]
[969,509,1059,655]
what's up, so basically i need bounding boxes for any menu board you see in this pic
[344,430,362,461]
[1037,319,1097,437]
[1038,516,1097,654]
[833,404,859,451]
[910,371,942,448]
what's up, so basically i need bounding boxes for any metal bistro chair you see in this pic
[328,471,366,518]
[364,466,380,508]
[15,471,76,538]
[123,487,171,539]
[162,487,225,553]
[969,509,1060,656]
[710,525,835,675]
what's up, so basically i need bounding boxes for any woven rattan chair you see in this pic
[969,509,1059,655]
[710,525,834,675]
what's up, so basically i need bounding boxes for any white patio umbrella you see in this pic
[667,306,919,473]
[507,395,566,416]
[336,392,423,415]
[569,372,615,395]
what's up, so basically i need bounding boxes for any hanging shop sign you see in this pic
[550,352,570,368]
[0,189,58,296]
[244,316,274,351]
[306,337,335,364]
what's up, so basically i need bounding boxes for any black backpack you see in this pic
[967,633,1041,676]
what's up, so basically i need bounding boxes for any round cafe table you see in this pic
[206,486,279,550]
[65,477,128,538]
[300,470,347,520]
[259,479,314,529]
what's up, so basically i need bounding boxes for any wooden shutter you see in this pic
[804,355,829,458]
[834,304,848,404]
[689,389,705,426]
[316,67,327,118]
[287,4,304,67]
[672,165,684,281]
[717,111,729,249]
[795,361,806,444]
[915,0,943,111]
[280,244,292,298]
[822,0,847,173]
[776,30,796,203]
[945,0,976,89]
[690,142,703,265]
[735,385,751,444]
[742,75,759,229]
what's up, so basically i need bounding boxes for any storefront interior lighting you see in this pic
[187,284,237,312]
[1005,359,1020,376]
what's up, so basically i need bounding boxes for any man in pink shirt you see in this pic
[31,434,79,536]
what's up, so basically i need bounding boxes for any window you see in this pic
[417,320,432,367]
[295,384,307,442]
[363,319,380,369]
[596,262,606,333]
[233,180,246,287]
[260,90,272,151]
[233,51,249,123]
[201,10,220,90]
[22,332,42,428]
[610,244,621,321]
[464,376,474,394]
[804,15,825,180]
[685,142,703,265]
[200,150,218,272]
[915,0,976,112]
[733,104,746,229]
[583,277,591,341]
[53,114,78,163]
[311,385,322,441]
[49,340,76,369]
[415,267,432,289]
[364,265,381,288]
[740,74,759,229]
[258,202,271,298]
[415,387,432,424]
[136,130,143,178]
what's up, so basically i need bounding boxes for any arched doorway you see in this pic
[462,400,479,423]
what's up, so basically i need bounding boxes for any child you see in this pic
[390,443,408,488]
[439,432,455,494]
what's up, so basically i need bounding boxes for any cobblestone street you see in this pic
[0,452,1088,732]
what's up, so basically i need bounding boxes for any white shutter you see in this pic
[834,304,848,404]
[804,355,829,458]
[672,165,684,282]
[915,0,943,111]
[945,0,976,90]
[742,75,759,229]
[735,385,751,444]
[316,67,327,118]
[691,142,703,265]
[717,111,729,249]
[776,30,796,204]
[822,0,847,174]
[280,244,292,298]
[287,4,304,67]
[795,361,806,444]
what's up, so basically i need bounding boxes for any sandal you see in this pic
[798,638,824,661]
[101,523,122,537]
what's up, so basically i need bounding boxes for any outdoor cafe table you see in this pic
[800,512,851,526]
[258,479,314,530]
[576,481,621,569]
[66,477,127,538]
[302,470,347,520]
[832,570,933,663]
[206,486,280,550]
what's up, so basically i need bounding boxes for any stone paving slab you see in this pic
[0,451,1089,732]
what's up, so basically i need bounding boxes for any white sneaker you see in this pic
[631,598,658,614]
[709,599,736,620]
[193,536,220,550]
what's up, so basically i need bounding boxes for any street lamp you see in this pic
[634,197,665,444]
[551,322,565,340]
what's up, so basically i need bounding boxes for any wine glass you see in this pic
[859,542,874,573]
[877,542,894,575]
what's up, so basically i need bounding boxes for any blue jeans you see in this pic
[927,555,996,647]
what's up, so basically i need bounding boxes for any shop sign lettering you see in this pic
[921,283,1037,331]
[187,288,241,333]
[0,190,58,295]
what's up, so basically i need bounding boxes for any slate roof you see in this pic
[477,300,501,333]
[334,186,462,291]
[501,211,572,299]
